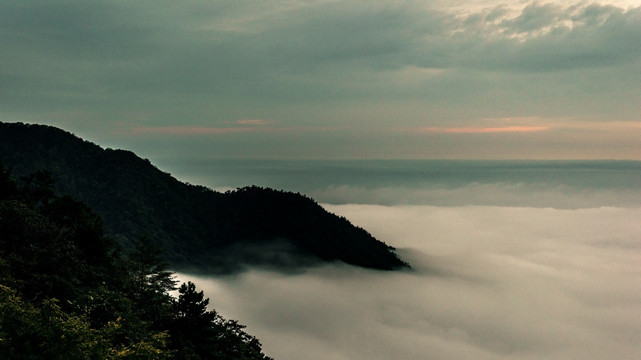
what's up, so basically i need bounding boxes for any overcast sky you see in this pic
[2,1,640,159]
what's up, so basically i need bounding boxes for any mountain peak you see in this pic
[0,122,409,273]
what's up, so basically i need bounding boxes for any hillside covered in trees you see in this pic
[0,122,409,273]
[0,164,272,359]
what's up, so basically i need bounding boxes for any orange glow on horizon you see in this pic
[417,126,550,134]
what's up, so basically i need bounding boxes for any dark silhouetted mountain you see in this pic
[0,122,409,273]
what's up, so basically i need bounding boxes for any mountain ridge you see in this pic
[0,122,409,273]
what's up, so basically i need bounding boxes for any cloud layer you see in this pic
[170,160,640,359]
[178,202,641,360]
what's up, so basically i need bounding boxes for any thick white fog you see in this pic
[177,187,641,360]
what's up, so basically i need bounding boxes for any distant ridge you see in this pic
[0,122,409,273]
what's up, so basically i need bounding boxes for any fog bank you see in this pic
[178,204,641,360]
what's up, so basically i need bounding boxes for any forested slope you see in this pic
[0,122,408,273]
[0,165,272,359]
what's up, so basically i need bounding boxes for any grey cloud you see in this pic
[0,1,161,115]
[3,1,639,100]
[1,1,639,159]
[455,4,641,72]
[503,2,565,33]
[0,2,146,60]
[3,1,639,91]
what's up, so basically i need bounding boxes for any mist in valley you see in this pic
[177,178,641,360]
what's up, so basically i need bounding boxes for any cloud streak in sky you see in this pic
[235,119,272,126]
[415,126,550,134]
[132,125,337,136]
[133,126,255,136]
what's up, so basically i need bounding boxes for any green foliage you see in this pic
[108,331,172,360]
[0,165,272,359]
[0,285,109,360]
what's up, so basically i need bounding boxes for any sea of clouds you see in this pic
[173,161,640,360]
[177,186,640,359]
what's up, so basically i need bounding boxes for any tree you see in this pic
[169,282,217,358]
[124,236,177,329]
[170,282,273,360]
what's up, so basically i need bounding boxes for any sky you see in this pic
[1,0,640,160]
